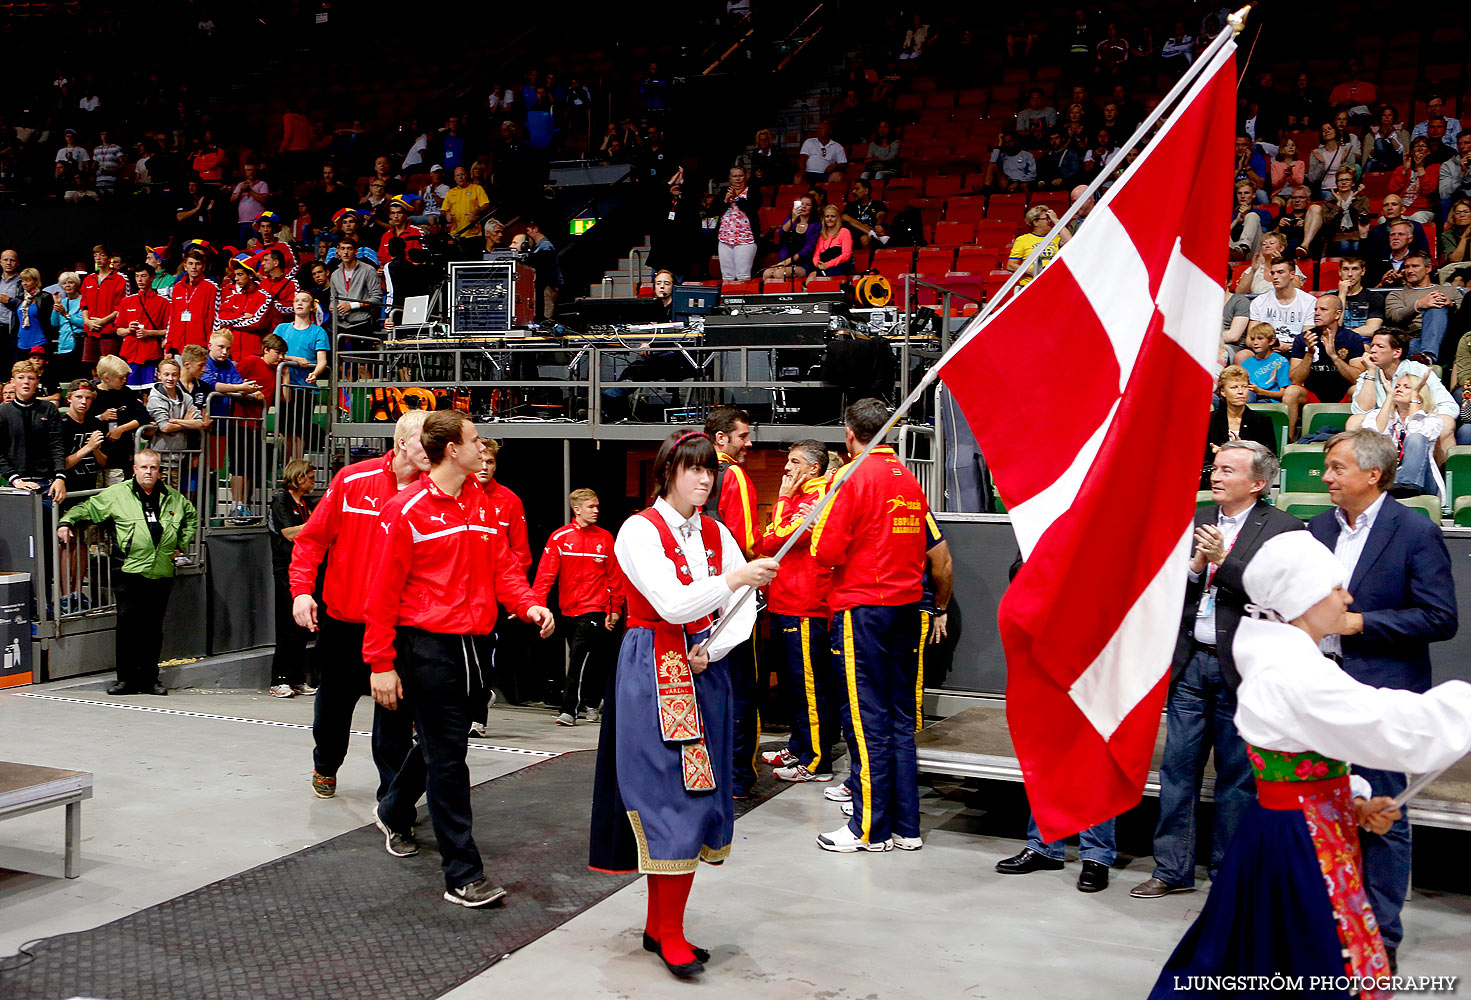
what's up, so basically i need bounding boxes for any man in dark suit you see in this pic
[1133,441,1304,899]
[1310,428,1458,968]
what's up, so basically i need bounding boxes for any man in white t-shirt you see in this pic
[799,122,847,183]
[1247,257,1317,350]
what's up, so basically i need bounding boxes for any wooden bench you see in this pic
[0,761,94,878]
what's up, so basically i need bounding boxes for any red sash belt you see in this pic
[1254,774,1351,810]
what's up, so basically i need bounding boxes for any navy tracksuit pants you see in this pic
[311,614,414,800]
[833,604,922,844]
[377,627,486,891]
[728,626,761,796]
[772,613,838,774]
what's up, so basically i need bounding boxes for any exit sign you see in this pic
[570,217,597,235]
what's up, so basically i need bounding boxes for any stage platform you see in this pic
[917,703,1471,832]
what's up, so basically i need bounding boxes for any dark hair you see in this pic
[134,261,155,277]
[1264,254,1291,272]
[704,404,750,439]
[261,333,288,353]
[652,431,718,500]
[1372,330,1410,357]
[421,410,471,465]
[264,247,286,267]
[789,439,828,473]
[65,378,94,397]
[844,398,890,445]
[1403,249,1433,267]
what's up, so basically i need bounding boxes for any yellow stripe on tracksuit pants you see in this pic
[838,605,923,844]
[773,613,834,773]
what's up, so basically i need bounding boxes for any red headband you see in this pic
[673,430,710,450]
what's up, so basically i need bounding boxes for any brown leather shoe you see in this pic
[1129,876,1195,898]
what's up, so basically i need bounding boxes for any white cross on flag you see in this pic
[936,42,1236,841]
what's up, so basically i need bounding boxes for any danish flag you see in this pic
[936,43,1235,840]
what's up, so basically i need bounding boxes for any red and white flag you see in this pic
[937,43,1236,840]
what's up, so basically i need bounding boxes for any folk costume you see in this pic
[589,493,755,975]
[1152,533,1471,999]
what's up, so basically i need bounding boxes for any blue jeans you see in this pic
[1409,306,1450,361]
[1396,434,1439,496]
[1151,649,1255,887]
[1355,767,1411,949]
[1026,812,1117,864]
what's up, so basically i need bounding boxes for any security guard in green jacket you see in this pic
[59,448,198,695]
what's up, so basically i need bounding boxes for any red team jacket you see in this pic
[756,477,832,619]
[115,289,169,364]
[166,275,219,351]
[714,454,758,557]
[481,477,531,578]
[531,521,624,617]
[288,453,409,623]
[363,476,538,671]
[811,446,930,611]
[216,283,274,359]
[80,270,128,339]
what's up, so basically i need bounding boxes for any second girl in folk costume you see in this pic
[588,430,779,979]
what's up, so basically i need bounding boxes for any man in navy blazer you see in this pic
[1311,429,1458,967]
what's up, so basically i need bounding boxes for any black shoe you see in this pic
[374,806,418,858]
[1077,860,1110,892]
[657,941,705,979]
[106,681,132,695]
[995,847,1065,875]
[643,931,710,963]
[148,683,168,696]
[444,877,507,908]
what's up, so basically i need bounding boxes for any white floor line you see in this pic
[10,692,559,758]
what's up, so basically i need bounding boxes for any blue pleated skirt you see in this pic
[1149,800,1354,999]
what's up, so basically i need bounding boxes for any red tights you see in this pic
[644,872,696,964]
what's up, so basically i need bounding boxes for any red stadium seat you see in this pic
[894,93,924,114]
[761,276,800,293]
[637,283,653,297]
[722,281,760,295]
[1316,258,1341,289]
[924,174,964,198]
[932,221,975,246]
[924,90,956,109]
[962,172,989,193]
[986,192,1028,221]
[805,276,845,292]
[884,178,922,200]
[974,220,1020,248]
[916,248,957,273]
[759,207,786,232]
[945,197,987,224]
[982,269,1014,301]
[957,88,988,108]
[941,271,987,307]
[1029,192,1069,213]
[955,247,1002,272]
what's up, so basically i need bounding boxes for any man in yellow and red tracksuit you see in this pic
[532,487,623,726]
[812,398,931,854]
[365,410,554,907]
[756,439,838,783]
[288,410,430,801]
[703,404,760,797]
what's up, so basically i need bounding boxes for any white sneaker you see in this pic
[892,834,923,851]
[555,713,576,727]
[817,824,891,853]
[823,784,852,802]
[840,801,854,817]
[761,748,800,767]
[774,764,834,783]
[292,683,318,696]
[269,684,295,698]
[468,721,488,738]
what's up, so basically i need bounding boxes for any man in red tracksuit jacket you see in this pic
[756,439,837,782]
[288,410,430,801]
[468,437,531,734]
[166,247,219,352]
[703,404,761,797]
[811,398,931,855]
[365,410,554,908]
[215,255,275,360]
[531,487,623,726]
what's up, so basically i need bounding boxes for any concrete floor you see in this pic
[2,682,1469,998]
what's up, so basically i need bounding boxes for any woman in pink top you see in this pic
[1268,138,1306,207]
[716,165,761,281]
[811,204,854,277]
[1388,137,1440,223]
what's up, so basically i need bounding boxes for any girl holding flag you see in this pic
[588,430,777,979]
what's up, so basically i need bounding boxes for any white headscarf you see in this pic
[1242,532,1346,623]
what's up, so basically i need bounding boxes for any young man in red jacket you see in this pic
[703,404,761,797]
[215,254,274,360]
[116,262,169,386]
[80,244,128,366]
[468,436,530,736]
[811,398,931,855]
[532,487,623,726]
[288,410,430,800]
[756,440,837,782]
[366,410,554,907]
[166,247,219,352]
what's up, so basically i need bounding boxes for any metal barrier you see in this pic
[49,488,116,625]
[201,391,270,528]
[267,364,334,503]
[896,423,940,511]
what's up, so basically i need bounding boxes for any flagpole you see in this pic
[701,6,1251,650]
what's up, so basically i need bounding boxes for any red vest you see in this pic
[622,508,722,632]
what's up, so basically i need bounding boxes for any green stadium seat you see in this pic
[1454,496,1471,527]
[1280,443,1326,493]
[993,492,1007,513]
[1197,490,1215,510]
[1251,402,1289,451]
[1396,494,1443,524]
[1443,446,1471,504]
[1302,403,1351,437]
[1274,491,1334,520]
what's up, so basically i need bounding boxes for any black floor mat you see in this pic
[0,747,795,1000]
